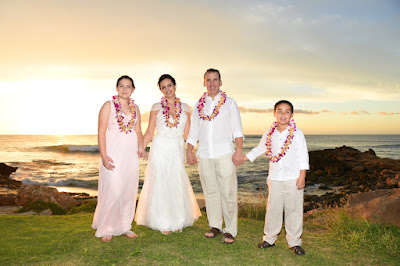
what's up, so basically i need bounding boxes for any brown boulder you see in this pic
[347,188,400,226]
[0,186,19,206]
[0,194,17,206]
[16,184,77,210]
[352,166,365,173]
[0,163,17,178]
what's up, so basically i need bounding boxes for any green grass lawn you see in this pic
[0,209,399,265]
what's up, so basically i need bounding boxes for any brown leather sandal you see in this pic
[222,233,235,244]
[258,241,275,248]
[205,227,221,238]
[291,246,305,256]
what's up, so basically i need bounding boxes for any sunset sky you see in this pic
[0,0,399,135]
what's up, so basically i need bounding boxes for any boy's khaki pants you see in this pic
[263,179,303,247]
[199,153,238,237]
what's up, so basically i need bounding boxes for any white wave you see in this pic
[20,178,98,188]
[67,145,99,152]
[42,144,99,153]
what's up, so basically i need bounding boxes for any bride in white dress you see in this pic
[135,74,201,234]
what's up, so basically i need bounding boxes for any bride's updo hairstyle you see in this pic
[157,74,176,89]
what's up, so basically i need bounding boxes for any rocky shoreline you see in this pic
[1,146,399,218]
[304,146,399,212]
[0,163,96,213]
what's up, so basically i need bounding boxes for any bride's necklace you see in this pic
[161,96,181,128]
[113,95,136,134]
[265,119,296,162]
[197,91,227,121]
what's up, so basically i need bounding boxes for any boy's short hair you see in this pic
[274,100,294,113]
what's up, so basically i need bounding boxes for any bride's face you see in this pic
[159,78,176,98]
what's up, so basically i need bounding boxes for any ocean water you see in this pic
[1,134,399,198]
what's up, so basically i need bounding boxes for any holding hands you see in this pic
[232,148,244,166]
[138,147,148,160]
[186,145,198,166]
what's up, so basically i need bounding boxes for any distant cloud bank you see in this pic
[239,107,399,116]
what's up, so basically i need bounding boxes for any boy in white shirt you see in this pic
[244,100,309,255]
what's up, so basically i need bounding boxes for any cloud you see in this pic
[238,106,318,114]
[296,109,319,115]
[377,112,400,115]
[321,109,336,114]
[239,107,272,113]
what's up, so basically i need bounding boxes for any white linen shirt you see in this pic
[246,126,309,181]
[186,92,244,159]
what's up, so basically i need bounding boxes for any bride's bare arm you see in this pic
[183,111,191,140]
[134,106,145,158]
[143,110,158,148]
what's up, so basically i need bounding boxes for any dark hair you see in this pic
[157,74,176,88]
[204,68,221,80]
[116,75,135,87]
[274,100,294,113]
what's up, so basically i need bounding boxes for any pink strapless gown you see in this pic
[92,101,139,237]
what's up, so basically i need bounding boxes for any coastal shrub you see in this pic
[238,192,267,220]
[68,199,97,214]
[238,202,266,220]
[17,199,67,215]
[326,209,400,259]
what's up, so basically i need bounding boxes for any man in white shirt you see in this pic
[186,68,244,244]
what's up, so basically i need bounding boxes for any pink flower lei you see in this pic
[197,91,227,121]
[113,95,137,134]
[161,96,182,128]
[265,119,296,162]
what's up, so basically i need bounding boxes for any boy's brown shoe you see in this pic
[258,241,275,248]
[291,246,305,256]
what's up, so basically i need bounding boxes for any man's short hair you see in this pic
[204,68,221,80]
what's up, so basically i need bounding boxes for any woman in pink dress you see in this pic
[92,75,145,242]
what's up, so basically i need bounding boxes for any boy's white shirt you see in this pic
[246,126,309,181]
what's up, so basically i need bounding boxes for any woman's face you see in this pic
[116,78,135,99]
[159,78,176,98]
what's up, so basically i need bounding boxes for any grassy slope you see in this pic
[0,210,399,265]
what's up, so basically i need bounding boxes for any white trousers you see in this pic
[199,153,238,237]
[263,179,303,247]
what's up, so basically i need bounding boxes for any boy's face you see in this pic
[274,103,293,128]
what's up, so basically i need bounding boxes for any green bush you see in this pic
[17,200,67,215]
[68,199,97,214]
[238,192,267,220]
[329,210,400,258]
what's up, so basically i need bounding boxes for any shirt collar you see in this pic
[206,91,222,101]
[275,124,291,135]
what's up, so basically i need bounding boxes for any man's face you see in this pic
[204,72,222,98]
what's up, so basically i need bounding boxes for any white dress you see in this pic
[135,102,201,232]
